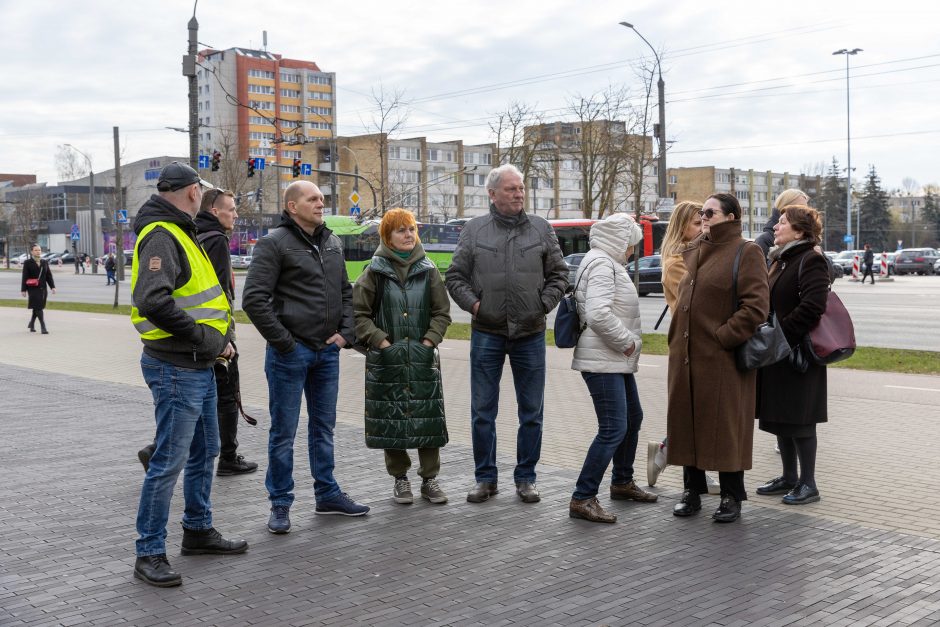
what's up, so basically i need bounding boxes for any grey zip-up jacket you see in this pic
[446,204,569,339]
[242,213,355,354]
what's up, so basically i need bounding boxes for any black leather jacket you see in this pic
[242,213,355,353]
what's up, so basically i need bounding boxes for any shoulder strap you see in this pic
[731,241,747,311]
[575,257,617,293]
[196,230,224,244]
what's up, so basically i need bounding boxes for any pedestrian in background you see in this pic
[20,243,56,334]
[353,209,452,505]
[861,244,875,284]
[755,204,829,505]
[667,193,769,523]
[568,213,657,524]
[105,253,117,285]
[243,180,367,534]
[446,164,569,505]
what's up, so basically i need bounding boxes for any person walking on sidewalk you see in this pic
[446,164,569,504]
[21,243,56,334]
[755,204,829,505]
[136,188,258,477]
[353,209,452,506]
[105,253,117,285]
[131,162,247,588]
[568,213,658,524]
[243,180,368,533]
[861,244,876,284]
[667,193,769,523]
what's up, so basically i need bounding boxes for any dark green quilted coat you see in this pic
[363,255,448,449]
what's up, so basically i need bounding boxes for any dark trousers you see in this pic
[684,466,747,502]
[215,356,241,460]
[861,266,875,283]
[28,308,46,331]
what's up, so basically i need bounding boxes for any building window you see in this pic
[389,146,420,161]
[248,84,275,94]
[248,69,275,79]
[464,173,486,187]
[281,104,300,113]
[307,91,331,101]
[307,121,332,130]
[249,132,276,140]
[280,88,301,98]
[283,150,301,159]
[280,72,300,83]
[308,106,331,116]
[248,115,270,125]
[392,170,421,184]
[308,74,332,85]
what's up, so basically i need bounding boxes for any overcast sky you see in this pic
[1,0,937,192]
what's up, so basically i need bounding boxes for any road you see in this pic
[2,265,938,351]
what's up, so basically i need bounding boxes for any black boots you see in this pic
[134,554,181,587]
[180,526,248,556]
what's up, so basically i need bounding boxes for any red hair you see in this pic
[379,208,419,246]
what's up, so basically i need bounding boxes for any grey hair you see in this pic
[485,164,524,192]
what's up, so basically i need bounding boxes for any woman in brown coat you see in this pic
[755,205,829,505]
[666,193,769,523]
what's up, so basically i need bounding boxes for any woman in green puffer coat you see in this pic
[353,209,452,505]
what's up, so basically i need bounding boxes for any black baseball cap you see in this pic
[157,161,213,192]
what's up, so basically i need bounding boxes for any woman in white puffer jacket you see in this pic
[568,213,659,524]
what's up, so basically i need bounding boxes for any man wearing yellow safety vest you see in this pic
[130,162,248,587]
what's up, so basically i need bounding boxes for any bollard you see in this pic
[851,254,860,281]
[878,253,894,282]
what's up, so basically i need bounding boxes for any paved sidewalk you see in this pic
[2,308,940,624]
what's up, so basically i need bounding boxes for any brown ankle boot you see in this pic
[610,480,659,502]
[569,497,617,523]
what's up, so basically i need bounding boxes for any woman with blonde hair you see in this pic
[353,209,452,505]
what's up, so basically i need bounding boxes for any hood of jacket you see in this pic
[589,213,644,263]
[134,194,197,237]
[194,209,227,237]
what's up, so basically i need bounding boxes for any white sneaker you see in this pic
[706,474,721,495]
[646,441,667,486]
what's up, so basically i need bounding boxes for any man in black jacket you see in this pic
[243,180,367,534]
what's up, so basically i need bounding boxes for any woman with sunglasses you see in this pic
[666,193,769,523]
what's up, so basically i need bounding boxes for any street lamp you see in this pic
[620,21,667,204]
[833,47,862,250]
[63,144,97,261]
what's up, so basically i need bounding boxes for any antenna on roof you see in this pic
[263,30,268,52]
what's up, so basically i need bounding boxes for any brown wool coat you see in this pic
[666,220,770,472]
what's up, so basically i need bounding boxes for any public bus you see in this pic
[326,213,667,281]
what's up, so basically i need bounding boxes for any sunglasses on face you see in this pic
[698,208,724,219]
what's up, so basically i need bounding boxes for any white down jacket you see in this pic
[571,214,644,374]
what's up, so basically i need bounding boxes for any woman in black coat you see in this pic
[755,205,829,505]
[20,243,56,334]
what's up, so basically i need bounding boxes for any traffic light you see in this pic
[292,159,301,178]
[247,158,255,178]
[211,150,221,172]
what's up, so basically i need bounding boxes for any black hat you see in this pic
[157,161,211,192]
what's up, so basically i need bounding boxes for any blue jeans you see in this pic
[136,354,219,556]
[572,372,643,500]
[470,329,546,484]
[265,342,341,506]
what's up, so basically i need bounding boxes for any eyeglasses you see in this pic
[203,188,229,208]
[698,208,724,219]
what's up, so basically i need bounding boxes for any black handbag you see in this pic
[554,258,613,349]
[731,242,790,371]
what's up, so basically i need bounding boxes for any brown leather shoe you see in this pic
[569,497,617,523]
[610,480,658,502]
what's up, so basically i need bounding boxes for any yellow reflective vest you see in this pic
[131,221,231,340]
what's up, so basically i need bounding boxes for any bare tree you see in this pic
[54,147,88,183]
[361,84,410,213]
[489,101,552,188]
[901,177,920,197]
[10,186,43,257]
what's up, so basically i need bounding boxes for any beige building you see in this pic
[667,166,823,239]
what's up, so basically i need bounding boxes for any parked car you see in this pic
[10,252,29,265]
[625,254,663,297]
[832,250,863,276]
[563,253,586,287]
[894,248,939,275]
[231,254,252,269]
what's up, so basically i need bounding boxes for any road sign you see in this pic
[301,163,312,176]
[349,191,361,206]
[350,205,361,217]
[255,158,266,171]
[70,224,80,241]
[116,209,128,224]
[198,155,210,169]
[843,234,855,244]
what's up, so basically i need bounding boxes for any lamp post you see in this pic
[64,144,97,262]
[620,21,666,204]
[833,47,862,250]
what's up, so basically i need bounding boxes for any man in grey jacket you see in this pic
[243,180,367,534]
[446,164,569,504]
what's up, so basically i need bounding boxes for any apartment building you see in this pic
[197,47,336,198]
[667,166,823,239]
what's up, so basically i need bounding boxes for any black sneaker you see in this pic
[315,492,370,516]
[134,554,181,587]
[180,526,248,555]
[217,455,259,476]
[267,505,291,534]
